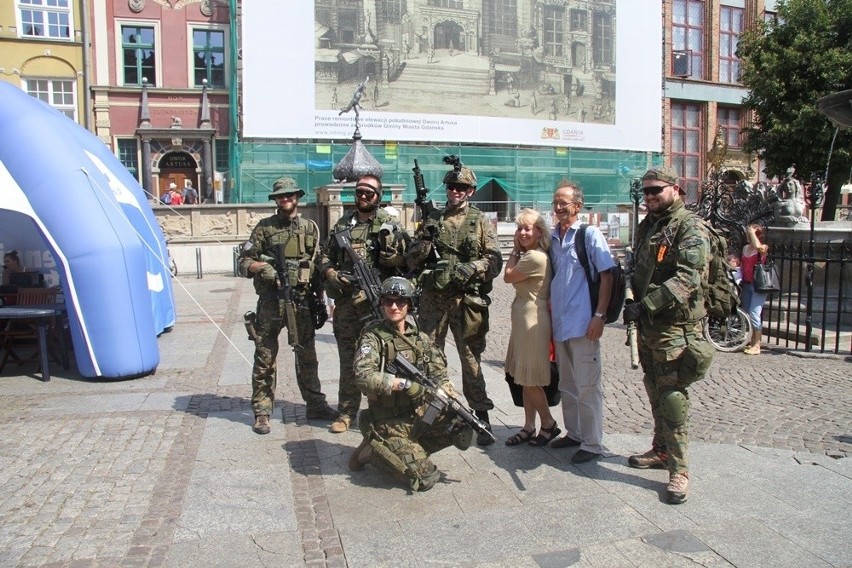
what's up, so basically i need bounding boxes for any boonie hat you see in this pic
[269,177,305,199]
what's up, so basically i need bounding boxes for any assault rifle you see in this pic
[387,353,496,444]
[334,229,384,322]
[262,246,300,348]
[412,159,436,222]
[623,247,639,370]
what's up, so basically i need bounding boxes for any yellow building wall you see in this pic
[0,0,86,126]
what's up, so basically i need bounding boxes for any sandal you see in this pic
[505,428,535,447]
[529,422,561,447]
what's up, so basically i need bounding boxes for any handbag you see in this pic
[505,341,561,407]
[753,257,780,294]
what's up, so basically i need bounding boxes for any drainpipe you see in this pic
[79,0,92,130]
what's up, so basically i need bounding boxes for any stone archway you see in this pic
[156,151,198,200]
[434,21,465,51]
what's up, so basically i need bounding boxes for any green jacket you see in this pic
[632,200,709,326]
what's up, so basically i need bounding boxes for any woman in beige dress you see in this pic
[504,209,561,446]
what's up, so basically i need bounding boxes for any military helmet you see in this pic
[269,177,305,199]
[380,277,417,301]
[442,154,477,189]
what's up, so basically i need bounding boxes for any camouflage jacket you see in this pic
[406,204,503,294]
[237,213,320,300]
[632,200,709,326]
[353,320,450,412]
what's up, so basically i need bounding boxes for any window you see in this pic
[672,0,704,79]
[337,8,358,43]
[717,106,742,148]
[215,139,230,176]
[117,139,139,178]
[193,29,225,87]
[488,0,517,36]
[719,6,743,83]
[19,0,71,39]
[570,9,587,32]
[543,7,564,57]
[24,78,76,120]
[670,102,702,200]
[376,0,405,25]
[592,12,613,66]
[121,25,156,86]
[428,0,463,8]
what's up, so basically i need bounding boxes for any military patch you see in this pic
[360,345,372,355]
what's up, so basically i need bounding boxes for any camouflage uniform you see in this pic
[321,208,407,423]
[353,319,471,491]
[238,214,328,418]
[632,199,715,475]
[406,204,502,413]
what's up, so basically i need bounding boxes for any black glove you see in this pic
[622,300,645,324]
[422,225,439,242]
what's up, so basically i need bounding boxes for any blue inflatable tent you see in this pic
[0,82,176,379]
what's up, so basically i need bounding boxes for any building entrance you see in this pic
[158,151,198,201]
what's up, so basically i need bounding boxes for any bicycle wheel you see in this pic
[703,308,752,352]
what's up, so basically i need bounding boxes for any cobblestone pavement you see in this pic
[0,274,848,567]
[484,278,851,458]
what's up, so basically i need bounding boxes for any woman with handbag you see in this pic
[503,209,561,446]
[739,224,770,354]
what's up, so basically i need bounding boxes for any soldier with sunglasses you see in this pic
[321,175,408,434]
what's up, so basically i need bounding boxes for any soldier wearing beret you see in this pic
[623,166,715,504]
[238,177,337,435]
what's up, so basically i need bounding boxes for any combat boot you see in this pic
[475,410,495,446]
[330,415,351,433]
[252,415,270,435]
[628,447,667,469]
[667,472,689,504]
[306,404,338,421]
[347,437,373,471]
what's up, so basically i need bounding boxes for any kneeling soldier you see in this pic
[350,277,474,491]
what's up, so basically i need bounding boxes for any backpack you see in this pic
[697,219,739,319]
[184,188,197,204]
[575,224,627,324]
[160,192,172,205]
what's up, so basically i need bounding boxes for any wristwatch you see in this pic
[594,312,606,320]
[401,379,411,390]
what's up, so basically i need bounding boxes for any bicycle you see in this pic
[703,307,752,352]
[702,268,752,352]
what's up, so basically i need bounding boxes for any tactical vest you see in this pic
[366,323,431,420]
[332,210,401,280]
[420,205,487,293]
[257,216,319,292]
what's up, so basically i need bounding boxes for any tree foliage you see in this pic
[738,0,852,220]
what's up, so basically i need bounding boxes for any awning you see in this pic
[315,22,329,39]
[341,51,361,64]
[315,49,339,63]
[494,63,521,73]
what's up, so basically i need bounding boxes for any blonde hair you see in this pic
[515,208,550,252]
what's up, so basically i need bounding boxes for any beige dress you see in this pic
[504,249,552,386]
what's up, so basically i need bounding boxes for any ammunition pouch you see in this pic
[308,292,328,329]
[462,294,490,339]
[243,311,259,343]
[677,338,715,387]
[420,259,453,291]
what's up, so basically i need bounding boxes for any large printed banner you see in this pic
[243,1,661,152]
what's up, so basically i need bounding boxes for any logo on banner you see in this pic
[540,127,560,140]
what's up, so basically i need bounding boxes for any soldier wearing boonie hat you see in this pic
[268,176,306,199]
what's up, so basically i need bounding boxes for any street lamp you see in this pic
[804,171,825,351]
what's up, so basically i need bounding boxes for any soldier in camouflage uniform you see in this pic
[406,160,503,445]
[623,167,715,504]
[238,177,337,435]
[321,175,408,434]
[349,277,474,491]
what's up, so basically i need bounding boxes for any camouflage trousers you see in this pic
[331,297,371,421]
[638,322,711,475]
[359,408,464,491]
[251,294,327,417]
[417,291,494,412]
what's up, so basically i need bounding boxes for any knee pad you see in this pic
[369,437,433,491]
[659,389,689,427]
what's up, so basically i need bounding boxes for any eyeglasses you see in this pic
[642,185,669,196]
[552,200,579,208]
[381,297,408,307]
[355,188,378,198]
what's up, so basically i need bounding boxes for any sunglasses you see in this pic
[381,297,409,307]
[446,185,470,193]
[355,188,378,198]
[642,185,669,196]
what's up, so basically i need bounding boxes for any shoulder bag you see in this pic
[753,255,780,294]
